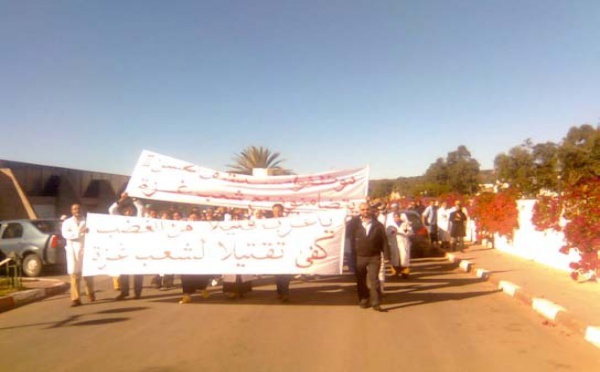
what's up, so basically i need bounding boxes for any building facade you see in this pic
[0,160,130,220]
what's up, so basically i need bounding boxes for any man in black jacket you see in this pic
[347,202,389,312]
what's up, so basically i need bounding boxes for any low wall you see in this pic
[492,199,578,272]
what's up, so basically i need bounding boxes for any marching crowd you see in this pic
[60,194,471,312]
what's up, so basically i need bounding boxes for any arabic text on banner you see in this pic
[82,211,347,276]
[125,150,368,212]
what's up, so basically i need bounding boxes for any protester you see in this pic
[162,209,179,289]
[437,201,451,250]
[422,200,439,248]
[179,208,217,304]
[222,274,253,299]
[415,200,426,216]
[385,202,400,227]
[222,211,254,299]
[61,203,95,307]
[271,203,293,303]
[383,202,401,276]
[371,204,388,294]
[347,202,389,312]
[344,213,357,274]
[387,212,413,279]
[150,209,175,290]
[109,192,146,300]
[449,201,468,251]
[374,202,387,225]
[465,199,477,243]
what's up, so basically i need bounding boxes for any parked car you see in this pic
[0,219,66,277]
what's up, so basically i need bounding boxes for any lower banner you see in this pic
[82,211,346,276]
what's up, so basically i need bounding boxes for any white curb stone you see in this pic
[12,289,44,303]
[498,281,520,297]
[532,298,565,320]
[584,326,600,348]
[476,268,490,279]
[459,260,472,272]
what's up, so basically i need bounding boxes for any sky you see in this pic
[1,1,598,180]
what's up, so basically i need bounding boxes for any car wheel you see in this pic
[22,254,43,277]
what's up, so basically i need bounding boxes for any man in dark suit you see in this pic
[347,202,389,312]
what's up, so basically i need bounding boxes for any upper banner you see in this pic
[126,150,368,212]
[82,211,346,276]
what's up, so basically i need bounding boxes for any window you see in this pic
[32,220,59,234]
[2,223,23,239]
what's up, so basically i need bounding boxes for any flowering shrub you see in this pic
[560,177,600,281]
[472,190,519,241]
[531,195,562,232]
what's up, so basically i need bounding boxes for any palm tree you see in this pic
[227,146,292,175]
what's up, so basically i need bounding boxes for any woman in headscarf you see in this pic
[386,212,414,279]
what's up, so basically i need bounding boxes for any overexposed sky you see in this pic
[1,1,598,178]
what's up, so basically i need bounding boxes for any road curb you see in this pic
[0,279,69,313]
[445,252,600,349]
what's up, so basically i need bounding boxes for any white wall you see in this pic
[492,199,577,272]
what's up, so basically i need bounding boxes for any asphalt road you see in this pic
[1,257,598,372]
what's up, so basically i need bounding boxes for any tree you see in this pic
[446,145,481,195]
[227,146,292,175]
[369,179,394,199]
[532,142,559,192]
[424,158,449,184]
[494,140,537,197]
[424,146,480,195]
[558,124,600,187]
[493,139,563,196]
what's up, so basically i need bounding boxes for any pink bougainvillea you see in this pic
[561,177,600,280]
[472,189,519,241]
[531,195,563,232]
[533,176,600,281]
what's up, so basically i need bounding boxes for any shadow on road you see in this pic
[96,306,149,314]
[0,306,150,331]
[145,257,500,311]
[2,257,501,323]
[71,318,129,326]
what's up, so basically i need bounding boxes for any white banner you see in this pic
[82,211,346,276]
[125,150,368,212]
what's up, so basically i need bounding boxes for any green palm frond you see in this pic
[227,146,293,175]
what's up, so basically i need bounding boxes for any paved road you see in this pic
[1,257,598,372]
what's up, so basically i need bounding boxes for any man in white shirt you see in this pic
[61,204,95,307]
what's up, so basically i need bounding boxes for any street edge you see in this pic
[445,252,600,349]
[0,279,69,313]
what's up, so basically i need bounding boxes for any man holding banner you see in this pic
[271,203,293,303]
[110,193,146,300]
[179,207,218,304]
[347,202,389,312]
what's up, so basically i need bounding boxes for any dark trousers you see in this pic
[428,224,438,245]
[119,275,144,297]
[151,274,174,288]
[223,275,252,295]
[181,275,211,294]
[163,275,174,288]
[355,255,382,306]
[275,275,292,296]
[451,236,464,251]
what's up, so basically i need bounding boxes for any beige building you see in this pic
[0,160,130,220]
